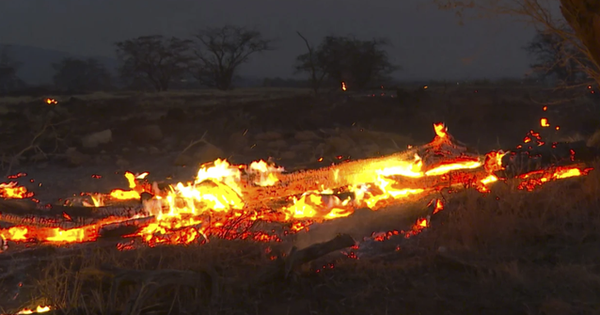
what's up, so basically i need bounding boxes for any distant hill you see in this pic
[2,44,118,85]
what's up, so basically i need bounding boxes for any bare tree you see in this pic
[192,25,273,90]
[53,58,112,93]
[295,35,397,91]
[525,28,587,86]
[433,0,600,87]
[561,0,600,75]
[294,32,328,95]
[115,35,194,91]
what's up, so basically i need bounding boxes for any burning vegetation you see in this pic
[1,120,599,315]
[0,122,593,248]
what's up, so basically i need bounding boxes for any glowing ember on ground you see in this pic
[341,81,347,91]
[0,182,32,199]
[517,166,592,191]
[540,118,550,127]
[13,305,51,314]
[44,98,58,105]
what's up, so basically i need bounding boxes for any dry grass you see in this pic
[2,163,599,315]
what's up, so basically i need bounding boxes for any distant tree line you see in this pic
[0,25,401,95]
[3,3,600,97]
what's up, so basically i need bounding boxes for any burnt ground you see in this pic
[1,86,600,314]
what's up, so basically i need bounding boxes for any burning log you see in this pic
[0,202,146,228]
[98,216,157,239]
[1,123,597,248]
[238,127,480,211]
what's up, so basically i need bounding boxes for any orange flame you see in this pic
[540,118,550,127]
[0,182,32,199]
[15,305,51,314]
[0,123,594,247]
[433,123,447,138]
[341,81,347,91]
[44,98,58,105]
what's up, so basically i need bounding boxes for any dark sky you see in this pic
[0,0,536,80]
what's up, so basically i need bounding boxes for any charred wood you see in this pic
[500,141,599,177]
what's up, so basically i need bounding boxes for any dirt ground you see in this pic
[1,86,600,314]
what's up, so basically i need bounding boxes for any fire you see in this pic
[424,160,481,176]
[248,160,283,186]
[341,81,347,91]
[351,177,425,209]
[433,122,447,138]
[44,98,58,105]
[282,191,352,220]
[0,122,594,248]
[15,305,51,314]
[540,118,550,127]
[0,182,32,199]
[0,224,97,244]
[432,199,444,214]
[0,215,131,244]
[109,171,149,200]
[484,150,508,173]
[517,166,591,191]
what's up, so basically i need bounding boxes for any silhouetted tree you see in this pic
[294,32,328,95]
[0,45,26,94]
[525,29,586,85]
[115,35,194,91]
[52,58,112,92]
[434,0,600,87]
[192,25,273,90]
[295,35,397,91]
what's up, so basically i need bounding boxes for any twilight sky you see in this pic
[0,0,537,80]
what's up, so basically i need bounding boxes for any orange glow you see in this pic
[341,81,347,91]
[0,122,594,248]
[517,167,592,191]
[15,305,51,314]
[432,199,444,214]
[433,122,447,138]
[248,160,283,186]
[540,118,550,127]
[0,182,32,199]
[44,98,58,105]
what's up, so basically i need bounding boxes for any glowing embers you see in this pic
[247,160,284,186]
[44,98,58,105]
[13,305,51,314]
[282,190,353,221]
[0,182,33,199]
[0,216,127,244]
[516,166,592,191]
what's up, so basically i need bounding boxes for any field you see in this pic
[1,85,600,314]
